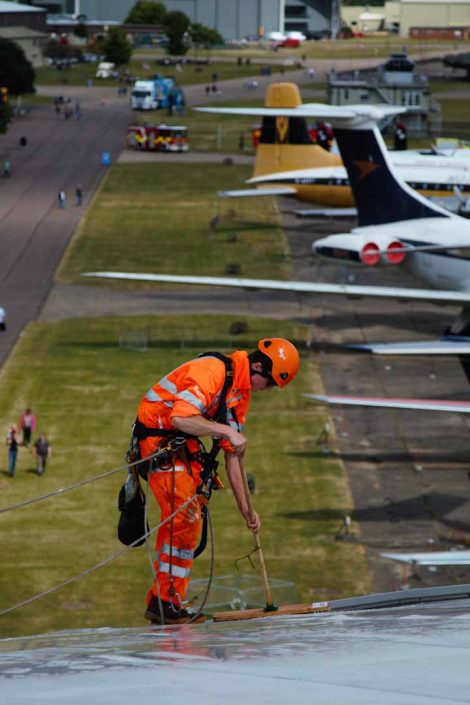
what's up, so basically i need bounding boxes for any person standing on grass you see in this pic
[19,408,36,447]
[6,424,19,477]
[33,433,51,476]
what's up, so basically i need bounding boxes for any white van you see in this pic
[96,62,115,79]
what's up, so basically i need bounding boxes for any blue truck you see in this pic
[130,74,185,111]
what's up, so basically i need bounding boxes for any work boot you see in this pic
[144,596,206,625]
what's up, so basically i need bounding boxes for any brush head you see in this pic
[213,602,330,622]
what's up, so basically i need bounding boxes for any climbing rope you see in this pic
[0,450,160,516]
[143,459,215,625]
[0,491,199,618]
[0,443,215,622]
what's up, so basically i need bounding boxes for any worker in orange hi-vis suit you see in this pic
[132,338,300,625]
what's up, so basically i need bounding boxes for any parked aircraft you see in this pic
[84,103,470,353]
[209,83,470,215]
[84,103,470,415]
[305,393,470,414]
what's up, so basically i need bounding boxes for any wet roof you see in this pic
[1,595,469,704]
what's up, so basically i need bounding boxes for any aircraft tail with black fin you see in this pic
[333,123,451,227]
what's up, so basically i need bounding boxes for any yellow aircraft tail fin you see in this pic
[253,82,342,178]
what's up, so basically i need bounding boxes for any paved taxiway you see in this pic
[0,91,131,368]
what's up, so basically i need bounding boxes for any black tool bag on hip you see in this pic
[117,472,149,547]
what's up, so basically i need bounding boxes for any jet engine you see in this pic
[313,233,407,266]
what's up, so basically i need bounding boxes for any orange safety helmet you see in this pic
[257,338,300,388]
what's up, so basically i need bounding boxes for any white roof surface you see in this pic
[1,595,469,704]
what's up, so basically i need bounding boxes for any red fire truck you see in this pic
[127,124,189,152]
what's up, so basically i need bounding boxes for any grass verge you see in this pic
[34,59,298,88]
[57,162,290,283]
[0,315,369,638]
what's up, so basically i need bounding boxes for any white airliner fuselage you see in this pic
[313,217,470,292]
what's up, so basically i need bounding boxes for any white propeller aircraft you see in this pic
[209,83,470,216]
[83,102,470,414]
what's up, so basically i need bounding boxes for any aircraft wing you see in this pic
[304,393,470,414]
[219,187,297,198]
[293,208,358,218]
[381,550,470,565]
[196,104,406,123]
[349,337,470,355]
[82,271,470,306]
[248,167,347,183]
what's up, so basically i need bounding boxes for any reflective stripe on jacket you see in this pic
[137,350,251,452]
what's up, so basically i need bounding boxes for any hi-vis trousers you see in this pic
[139,438,202,608]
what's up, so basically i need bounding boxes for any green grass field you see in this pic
[439,98,470,122]
[139,37,470,62]
[34,58,298,88]
[58,162,289,283]
[0,315,369,638]
[35,35,470,89]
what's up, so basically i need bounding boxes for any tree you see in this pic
[103,27,132,66]
[0,38,35,96]
[44,40,82,62]
[163,11,190,56]
[125,1,166,24]
[190,23,223,48]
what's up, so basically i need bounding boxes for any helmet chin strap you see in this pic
[249,352,273,380]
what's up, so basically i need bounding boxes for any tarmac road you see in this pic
[0,90,132,368]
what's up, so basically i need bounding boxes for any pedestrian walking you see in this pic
[394,121,408,151]
[75,185,83,206]
[128,337,300,624]
[0,305,5,332]
[19,408,36,447]
[6,424,19,477]
[58,190,66,208]
[33,433,51,476]
[3,159,10,177]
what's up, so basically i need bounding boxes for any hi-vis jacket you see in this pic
[137,351,251,452]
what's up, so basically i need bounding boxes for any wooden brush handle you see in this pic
[239,457,275,608]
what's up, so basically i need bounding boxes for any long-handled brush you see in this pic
[213,459,330,623]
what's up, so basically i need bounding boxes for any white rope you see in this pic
[0,492,198,618]
[0,451,160,515]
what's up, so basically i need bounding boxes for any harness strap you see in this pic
[198,351,234,426]
[133,419,174,440]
